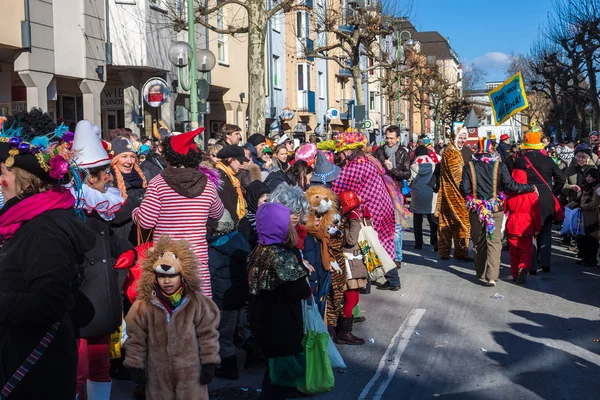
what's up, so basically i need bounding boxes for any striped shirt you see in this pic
[132,175,224,298]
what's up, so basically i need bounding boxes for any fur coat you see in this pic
[124,237,220,400]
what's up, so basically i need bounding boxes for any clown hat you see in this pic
[73,120,112,168]
[170,127,203,155]
[476,137,494,154]
[520,130,545,150]
[311,150,340,184]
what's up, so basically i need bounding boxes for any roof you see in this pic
[464,109,479,128]
[414,31,458,62]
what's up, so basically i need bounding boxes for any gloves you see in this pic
[200,364,216,385]
[130,367,146,384]
[114,249,137,270]
[330,260,342,274]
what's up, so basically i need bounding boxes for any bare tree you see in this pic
[461,62,487,92]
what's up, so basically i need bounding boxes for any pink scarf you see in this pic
[0,188,75,241]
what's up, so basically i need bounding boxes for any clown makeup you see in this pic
[86,167,112,193]
[456,133,467,149]
[156,273,182,295]
[0,163,16,202]
[115,152,137,174]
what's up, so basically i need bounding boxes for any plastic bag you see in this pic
[299,297,337,393]
[302,297,346,369]
[358,220,396,284]
[560,207,584,236]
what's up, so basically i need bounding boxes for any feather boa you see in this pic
[199,165,222,190]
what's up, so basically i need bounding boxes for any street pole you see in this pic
[397,37,401,127]
[188,0,199,128]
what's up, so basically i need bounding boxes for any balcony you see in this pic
[297,0,313,8]
[297,90,316,113]
[338,68,353,78]
[296,37,314,62]
[338,25,355,34]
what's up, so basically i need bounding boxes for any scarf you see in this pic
[0,188,75,242]
[295,224,307,250]
[153,283,185,314]
[306,222,334,271]
[122,171,144,189]
[216,161,247,220]
[384,143,399,169]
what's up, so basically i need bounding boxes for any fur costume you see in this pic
[124,236,220,400]
[326,214,347,328]
[435,134,470,260]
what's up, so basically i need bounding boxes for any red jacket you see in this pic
[505,191,542,237]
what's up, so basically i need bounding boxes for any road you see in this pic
[112,227,600,399]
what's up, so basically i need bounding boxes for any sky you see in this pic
[411,0,554,84]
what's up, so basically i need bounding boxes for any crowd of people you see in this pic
[0,107,596,400]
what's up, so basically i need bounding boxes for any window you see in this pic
[318,72,325,99]
[368,57,374,75]
[297,64,311,91]
[296,11,309,38]
[217,2,226,62]
[369,92,375,110]
[273,56,281,88]
[272,11,282,32]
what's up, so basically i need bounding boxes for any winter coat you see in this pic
[579,184,600,238]
[374,145,411,182]
[461,160,534,211]
[409,160,436,215]
[505,191,542,237]
[513,152,566,223]
[264,169,295,192]
[249,277,310,358]
[562,159,596,203]
[207,231,251,310]
[111,180,146,245]
[497,142,513,171]
[342,211,368,289]
[217,169,241,227]
[78,212,134,338]
[141,152,166,182]
[0,209,95,400]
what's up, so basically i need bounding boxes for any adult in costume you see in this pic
[436,127,471,261]
[460,138,535,287]
[320,132,399,290]
[512,129,564,273]
[0,109,96,399]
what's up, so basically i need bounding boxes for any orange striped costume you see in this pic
[435,143,470,259]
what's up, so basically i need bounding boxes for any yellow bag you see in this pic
[110,324,122,359]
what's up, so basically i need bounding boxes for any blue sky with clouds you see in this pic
[411,0,553,84]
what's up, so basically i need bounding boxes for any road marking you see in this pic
[358,308,426,400]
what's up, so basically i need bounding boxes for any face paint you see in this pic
[1,180,8,188]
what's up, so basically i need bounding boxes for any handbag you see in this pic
[0,322,60,399]
[298,297,336,394]
[524,155,564,222]
[358,219,396,284]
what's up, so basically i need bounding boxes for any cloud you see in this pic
[471,52,510,69]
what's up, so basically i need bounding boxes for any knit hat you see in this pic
[311,151,341,184]
[414,145,429,157]
[214,209,235,234]
[72,120,112,168]
[476,138,494,154]
[110,136,136,157]
[247,133,266,147]
[520,130,545,150]
[575,143,593,158]
[256,203,290,245]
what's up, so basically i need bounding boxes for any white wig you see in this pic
[268,183,310,222]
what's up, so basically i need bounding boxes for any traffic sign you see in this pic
[326,108,340,120]
[364,119,373,129]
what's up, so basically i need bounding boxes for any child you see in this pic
[337,190,368,345]
[247,203,311,400]
[123,236,220,400]
[578,169,600,266]
[505,170,542,284]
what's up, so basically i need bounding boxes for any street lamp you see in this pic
[395,30,414,127]
[167,0,215,130]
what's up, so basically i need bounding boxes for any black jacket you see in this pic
[78,212,133,338]
[207,231,251,310]
[513,152,566,223]
[264,169,295,192]
[140,152,166,182]
[238,216,258,248]
[461,160,535,211]
[374,145,411,182]
[217,169,241,227]
[0,208,95,400]
[497,142,513,172]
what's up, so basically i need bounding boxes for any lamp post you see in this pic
[395,30,414,127]
[168,0,216,130]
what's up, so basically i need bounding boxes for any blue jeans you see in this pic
[394,223,403,261]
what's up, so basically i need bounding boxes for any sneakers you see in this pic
[376,282,401,291]
[516,268,527,284]
[487,279,496,287]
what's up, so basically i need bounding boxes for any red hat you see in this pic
[500,134,510,141]
[171,127,204,155]
[338,190,362,214]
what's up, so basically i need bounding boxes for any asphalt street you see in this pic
[112,226,600,399]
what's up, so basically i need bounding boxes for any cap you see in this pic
[217,145,249,162]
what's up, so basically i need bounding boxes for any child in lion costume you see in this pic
[123,236,220,400]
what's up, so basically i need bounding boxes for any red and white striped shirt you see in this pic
[132,175,224,298]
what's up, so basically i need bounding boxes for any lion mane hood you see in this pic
[136,235,202,300]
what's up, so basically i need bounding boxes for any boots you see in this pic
[335,317,365,345]
[242,337,265,369]
[327,324,337,341]
[86,380,112,400]
[215,355,239,380]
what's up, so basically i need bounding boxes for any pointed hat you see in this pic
[171,127,204,155]
[73,120,112,168]
[311,150,341,184]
